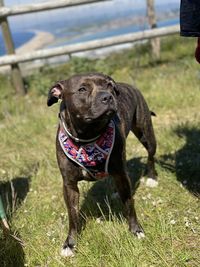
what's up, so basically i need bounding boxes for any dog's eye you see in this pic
[78,87,87,93]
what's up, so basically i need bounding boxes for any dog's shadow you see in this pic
[160,125,200,197]
[79,157,145,228]
[0,177,31,267]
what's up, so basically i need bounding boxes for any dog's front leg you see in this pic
[61,181,79,257]
[114,173,145,239]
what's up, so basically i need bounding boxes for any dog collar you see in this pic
[59,113,101,143]
[58,120,115,180]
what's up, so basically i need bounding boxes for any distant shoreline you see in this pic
[16,30,55,54]
[0,30,55,73]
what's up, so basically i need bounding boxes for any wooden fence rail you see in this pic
[0,25,180,66]
[0,0,109,17]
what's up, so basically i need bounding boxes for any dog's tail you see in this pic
[150,111,156,117]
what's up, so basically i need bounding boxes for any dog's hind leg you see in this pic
[131,110,157,187]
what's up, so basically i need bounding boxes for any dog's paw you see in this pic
[145,178,158,188]
[136,231,145,239]
[130,223,145,239]
[60,247,75,258]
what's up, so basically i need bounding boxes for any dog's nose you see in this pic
[100,92,113,105]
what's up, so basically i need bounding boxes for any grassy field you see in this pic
[0,35,200,267]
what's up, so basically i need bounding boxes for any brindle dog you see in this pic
[47,73,157,257]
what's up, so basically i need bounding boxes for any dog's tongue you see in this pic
[195,37,200,64]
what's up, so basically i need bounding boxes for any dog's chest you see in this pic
[58,120,115,180]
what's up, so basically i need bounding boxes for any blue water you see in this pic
[0,16,179,56]
[47,17,179,48]
[0,31,35,56]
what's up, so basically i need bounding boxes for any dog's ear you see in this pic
[47,82,64,106]
[108,79,120,96]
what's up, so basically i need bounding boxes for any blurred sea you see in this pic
[0,2,179,56]
[0,31,35,56]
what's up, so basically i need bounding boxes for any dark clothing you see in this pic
[180,0,200,37]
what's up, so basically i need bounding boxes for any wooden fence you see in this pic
[0,0,180,94]
[0,0,110,17]
[0,25,180,66]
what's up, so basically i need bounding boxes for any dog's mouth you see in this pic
[84,108,116,123]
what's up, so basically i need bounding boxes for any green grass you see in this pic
[0,35,200,267]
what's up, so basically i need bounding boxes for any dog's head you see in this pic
[47,73,119,132]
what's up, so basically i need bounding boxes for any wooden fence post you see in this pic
[146,0,160,60]
[0,0,25,95]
